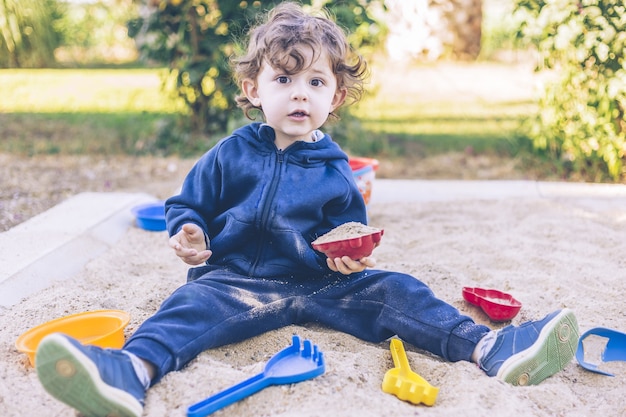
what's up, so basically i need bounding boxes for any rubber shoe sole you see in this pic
[497,309,579,386]
[35,333,143,417]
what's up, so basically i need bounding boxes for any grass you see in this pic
[0,64,534,158]
[0,68,188,155]
[349,61,536,157]
[355,100,529,154]
[0,68,180,113]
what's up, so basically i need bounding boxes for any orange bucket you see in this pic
[15,310,130,366]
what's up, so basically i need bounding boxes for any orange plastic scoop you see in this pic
[381,339,439,406]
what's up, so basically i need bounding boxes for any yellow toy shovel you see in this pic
[381,339,439,406]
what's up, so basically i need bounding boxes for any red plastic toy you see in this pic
[462,287,522,322]
[311,229,383,260]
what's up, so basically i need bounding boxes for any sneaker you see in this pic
[478,308,579,386]
[35,333,145,417]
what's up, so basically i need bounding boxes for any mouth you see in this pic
[288,110,309,118]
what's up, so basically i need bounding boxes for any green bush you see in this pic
[514,0,626,181]
[127,0,384,135]
[0,0,64,68]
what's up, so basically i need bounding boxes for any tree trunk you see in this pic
[446,0,482,59]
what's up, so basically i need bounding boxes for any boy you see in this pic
[34,3,579,417]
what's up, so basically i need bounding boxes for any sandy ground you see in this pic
[2,189,626,416]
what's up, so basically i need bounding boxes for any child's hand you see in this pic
[169,223,212,265]
[326,256,376,275]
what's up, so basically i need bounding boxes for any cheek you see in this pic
[327,94,340,110]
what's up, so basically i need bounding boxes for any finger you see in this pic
[359,256,376,268]
[181,254,202,265]
[182,250,212,265]
[333,257,353,275]
[168,237,183,251]
[340,256,360,269]
[182,223,201,236]
[175,246,198,257]
[326,258,338,272]
[180,254,199,264]
[197,250,212,262]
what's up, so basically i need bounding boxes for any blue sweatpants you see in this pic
[124,265,490,383]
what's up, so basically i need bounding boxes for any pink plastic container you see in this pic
[312,229,384,260]
[462,287,522,322]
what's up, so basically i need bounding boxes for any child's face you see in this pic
[242,49,347,149]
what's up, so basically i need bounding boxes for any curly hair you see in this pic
[232,2,369,119]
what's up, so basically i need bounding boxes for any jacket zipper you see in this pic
[249,149,284,276]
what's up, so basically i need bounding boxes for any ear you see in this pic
[330,87,348,112]
[241,78,261,107]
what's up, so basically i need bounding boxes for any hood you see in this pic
[232,122,349,168]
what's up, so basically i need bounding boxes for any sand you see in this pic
[312,222,381,244]
[2,192,626,416]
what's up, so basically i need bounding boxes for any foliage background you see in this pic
[514,0,626,181]
[0,0,64,67]
[126,0,384,134]
[1,0,625,182]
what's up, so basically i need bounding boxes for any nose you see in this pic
[290,81,309,101]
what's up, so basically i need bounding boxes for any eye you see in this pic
[310,78,324,87]
[276,76,290,84]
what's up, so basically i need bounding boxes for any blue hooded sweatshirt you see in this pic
[165,122,368,278]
